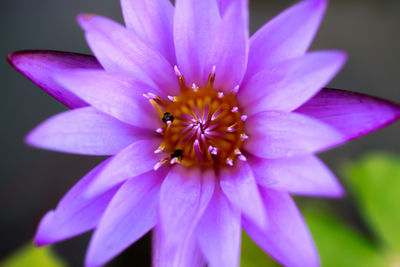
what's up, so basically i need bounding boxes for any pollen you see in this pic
[149,66,247,168]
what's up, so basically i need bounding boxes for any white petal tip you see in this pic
[174,65,182,77]
[241,134,249,140]
[154,148,163,154]
[153,162,162,171]
[238,155,247,161]
[211,65,216,75]
[233,85,240,94]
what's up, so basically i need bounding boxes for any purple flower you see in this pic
[8,0,400,266]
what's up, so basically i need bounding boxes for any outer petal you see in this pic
[152,226,206,267]
[85,170,167,267]
[77,14,179,95]
[239,51,347,114]
[245,0,327,79]
[195,184,241,267]
[86,139,161,196]
[220,162,266,228]
[159,166,215,254]
[204,0,249,93]
[26,107,146,155]
[248,155,344,197]
[174,0,221,86]
[120,0,175,64]
[7,50,101,108]
[54,70,161,129]
[34,159,119,246]
[243,188,319,267]
[296,88,400,140]
[244,111,344,159]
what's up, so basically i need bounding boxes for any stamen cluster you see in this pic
[146,66,248,169]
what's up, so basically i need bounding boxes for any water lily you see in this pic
[8,0,400,266]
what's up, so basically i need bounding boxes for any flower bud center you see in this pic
[150,70,247,167]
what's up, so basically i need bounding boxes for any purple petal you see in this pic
[195,184,241,267]
[7,50,101,108]
[220,162,266,228]
[217,0,249,21]
[85,170,167,267]
[243,188,319,267]
[239,51,347,114]
[204,0,249,93]
[86,139,161,196]
[152,226,206,267]
[77,14,179,95]
[26,107,146,155]
[249,155,344,197]
[245,0,327,80]
[174,0,221,86]
[217,0,232,15]
[120,0,176,65]
[296,88,400,141]
[54,70,161,129]
[34,159,119,246]
[244,111,344,159]
[159,166,215,256]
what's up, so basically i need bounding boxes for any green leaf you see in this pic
[1,243,68,267]
[241,231,280,267]
[344,153,400,253]
[304,206,386,267]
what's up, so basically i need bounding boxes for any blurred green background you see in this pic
[0,0,399,266]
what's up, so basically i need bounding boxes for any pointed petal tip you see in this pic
[312,0,328,7]
[76,13,96,23]
[33,230,50,247]
[350,92,400,135]
[6,52,16,67]
[315,184,346,198]
[7,50,33,70]
[7,50,30,66]
[334,50,348,63]
[304,0,327,11]
[389,100,400,118]
[368,99,400,132]
[345,95,400,137]
[335,52,348,71]
[84,253,102,267]
[296,88,400,142]
[24,125,55,152]
[76,13,101,31]
[33,211,57,247]
[24,128,40,148]
[316,50,348,70]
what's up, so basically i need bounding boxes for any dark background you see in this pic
[1,0,399,266]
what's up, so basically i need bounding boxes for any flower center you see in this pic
[147,66,248,169]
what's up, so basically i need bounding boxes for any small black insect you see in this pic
[171,149,183,160]
[162,112,174,124]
